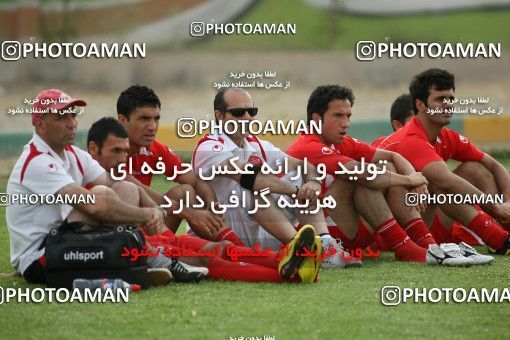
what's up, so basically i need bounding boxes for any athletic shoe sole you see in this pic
[465,254,494,265]
[298,236,323,283]
[279,225,316,280]
[148,268,173,287]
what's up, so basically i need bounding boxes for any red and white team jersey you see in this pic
[287,133,377,176]
[129,140,184,186]
[377,116,484,171]
[193,132,288,205]
[192,132,292,249]
[6,133,104,274]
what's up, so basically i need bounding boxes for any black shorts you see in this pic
[22,236,47,284]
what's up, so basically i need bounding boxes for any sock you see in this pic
[207,256,290,283]
[370,233,389,252]
[467,212,509,250]
[451,224,484,246]
[352,221,377,250]
[376,218,426,262]
[221,244,279,269]
[430,215,456,243]
[215,228,246,246]
[403,218,436,248]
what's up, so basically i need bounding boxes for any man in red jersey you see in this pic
[373,94,493,248]
[378,68,510,256]
[287,85,474,266]
[191,88,361,270]
[115,85,245,246]
[87,117,321,283]
[371,94,414,148]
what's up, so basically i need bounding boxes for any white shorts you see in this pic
[189,171,303,251]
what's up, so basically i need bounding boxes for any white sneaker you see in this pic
[168,259,209,283]
[426,243,474,266]
[458,242,494,265]
[321,236,362,269]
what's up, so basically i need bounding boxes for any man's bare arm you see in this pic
[372,149,416,176]
[422,160,502,212]
[127,174,224,234]
[480,154,510,201]
[125,174,164,205]
[176,171,218,209]
[341,160,427,190]
[57,183,163,228]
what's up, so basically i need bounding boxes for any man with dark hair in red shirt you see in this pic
[379,68,510,256]
[116,85,244,246]
[288,85,477,266]
[373,93,493,249]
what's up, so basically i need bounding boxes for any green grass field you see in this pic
[195,0,510,51]
[1,163,510,339]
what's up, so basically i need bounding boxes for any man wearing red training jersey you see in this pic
[116,85,244,246]
[374,94,492,248]
[288,85,475,266]
[378,68,510,256]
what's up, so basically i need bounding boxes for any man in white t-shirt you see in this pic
[6,89,167,284]
[192,88,356,268]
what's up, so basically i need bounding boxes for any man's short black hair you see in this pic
[87,117,128,153]
[117,84,161,119]
[307,85,355,124]
[409,68,455,114]
[214,88,229,114]
[390,94,413,125]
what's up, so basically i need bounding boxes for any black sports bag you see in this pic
[45,221,149,289]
